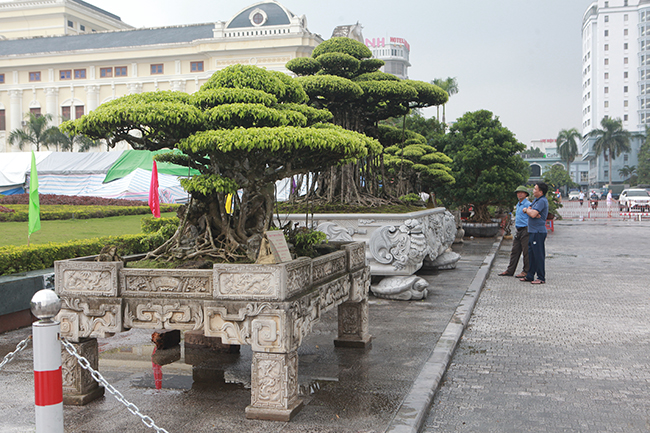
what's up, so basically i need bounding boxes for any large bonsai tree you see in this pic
[62,65,380,260]
[286,37,450,204]
[438,110,528,222]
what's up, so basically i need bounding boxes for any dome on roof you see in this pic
[226,1,294,29]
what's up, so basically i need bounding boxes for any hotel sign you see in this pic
[365,37,410,52]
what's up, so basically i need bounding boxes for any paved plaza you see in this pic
[425,219,650,432]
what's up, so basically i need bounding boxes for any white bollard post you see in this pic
[30,289,64,433]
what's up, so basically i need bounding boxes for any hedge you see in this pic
[0,233,166,276]
[0,205,180,222]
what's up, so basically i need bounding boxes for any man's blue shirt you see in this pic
[528,196,549,233]
[515,198,531,228]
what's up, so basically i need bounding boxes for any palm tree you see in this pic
[48,129,104,152]
[617,165,636,181]
[431,77,458,124]
[588,117,641,185]
[8,112,60,151]
[556,128,580,181]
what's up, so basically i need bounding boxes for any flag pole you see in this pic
[28,150,41,246]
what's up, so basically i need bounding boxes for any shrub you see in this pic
[0,204,179,222]
[0,193,148,206]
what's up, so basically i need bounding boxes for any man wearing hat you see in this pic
[498,185,531,277]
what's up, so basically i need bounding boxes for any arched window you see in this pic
[530,164,542,177]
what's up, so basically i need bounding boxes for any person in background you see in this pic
[520,182,549,285]
[578,190,585,206]
[606,189,613,217]
[499,186,531,277]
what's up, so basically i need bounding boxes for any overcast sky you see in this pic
[89,0,596,147]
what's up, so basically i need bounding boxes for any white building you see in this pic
[364,36,410,79]
[0,0,321,152]
[581,0,647,186]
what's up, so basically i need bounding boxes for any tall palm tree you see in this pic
[48,129,104,152]
[431,77,458,124]
[588,117,641,185]
[8,112,60,151]
[556,128,580,180]
[617,165,636,180]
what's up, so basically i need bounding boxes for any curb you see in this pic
[385,235,503,433]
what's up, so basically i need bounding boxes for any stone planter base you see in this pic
[462,222,500,237]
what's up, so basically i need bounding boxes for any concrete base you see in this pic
[245,399,304,422]
[334,336,372,349]
[0,309,35,334]
[62,385,105,406]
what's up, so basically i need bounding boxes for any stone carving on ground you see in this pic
[370,275,429,301]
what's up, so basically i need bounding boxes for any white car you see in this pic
[568,191,581,201]
[618,189,650,212]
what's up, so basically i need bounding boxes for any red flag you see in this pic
[149,160,161,218]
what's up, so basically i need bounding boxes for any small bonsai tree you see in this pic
[438,110,528,222]
[62,65,380,261]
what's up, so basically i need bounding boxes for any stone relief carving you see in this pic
[121,269,212,296]
[123,300,203,330]
[316,222,354,241]
[312,252,346,285]
[369,219,428,270]
[318,276,351,312]
[58,298,122,340]
[250,351,299,410]
[219,272,275,296]
[371,275,429,301]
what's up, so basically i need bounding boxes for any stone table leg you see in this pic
[61,338,104,405]
[245,351,303,421]
[334,299,372,348]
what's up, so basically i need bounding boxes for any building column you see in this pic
[45,87,59,125]
[85,85,99,112]
[126,82,143,94]
[8,89,23,134]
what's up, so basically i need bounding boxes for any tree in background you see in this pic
[520,146,545,158]
[286,37,449,204]
[431,77,458,124]
[543,164,576,191]
[8,113,60,151]
[589,117,641,185]
[63,65,379,260]
[438,110,528,222]
[637,127,650,184]
[48,129,104,152]
[556,127,580,180]
[617,165,637,184]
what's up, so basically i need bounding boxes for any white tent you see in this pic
[0,152,51,194]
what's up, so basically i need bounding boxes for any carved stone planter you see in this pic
[54,242,370,422]
[279,208,459,300]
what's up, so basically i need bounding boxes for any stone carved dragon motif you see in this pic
[369,218,428,270]
[123,301,204,330]
[219,273,274,296]
[58,298,121,340]
[63,269,113,293]
[316,222,355,242]
[251,352,298,408]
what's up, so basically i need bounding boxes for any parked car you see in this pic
[568,191,581,201]
[618,189,650,212]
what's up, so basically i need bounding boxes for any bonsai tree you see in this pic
[543,164,577,191]
[62,65,380,261]
[286,37,449,204]
[438,110,528,222]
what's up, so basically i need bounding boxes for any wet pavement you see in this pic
[425,219,650,432]
[0,237,498,433]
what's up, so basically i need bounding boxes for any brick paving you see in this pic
[424,220,650,432]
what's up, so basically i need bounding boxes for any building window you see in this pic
[624,153,629,162]
[80,24,85,31]
[625,0,628,5]
[604,1,609,7]
[75,106,84,119]
[74,69,86,79]
[61,106,70,121]
[115,66,127,77]
[605,101,609,107]
[624,100,629,107]
[151,64,163,75]
[530,165,541,177]
[67,20,74,28]
[30,107,41,117]
[100,67,113,78]
[580,171,588,182]
[624,114,629,121]
[604,15,609,23]
[605,44,609,51]
[624,28,628,36]
[624,14,628,21]
[0,74,4,84]
[624,57,629,64]
[605,58,609,65]
[605,87,609,93]
[190,61,204,72]
[624,43,628,50]
[605,30,609,36]
[624,71,628,78]
[60,70,72,80]
[0,109,4,131]
[624,86,628,92]
[29,72,41,82]
[604,170,609,178]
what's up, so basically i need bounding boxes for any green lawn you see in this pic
[0,212,176,247]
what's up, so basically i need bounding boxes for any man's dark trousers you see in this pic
[506,226,529,275]
[526,232,546,282]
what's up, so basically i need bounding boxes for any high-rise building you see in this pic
[581,0,647,187]
[364,36,410,80]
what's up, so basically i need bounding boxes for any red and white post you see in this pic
[31,289,64,433]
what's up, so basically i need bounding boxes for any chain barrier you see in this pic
[60,337,170,433]
[0,335,32,370]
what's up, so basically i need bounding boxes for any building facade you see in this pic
[0,0,321,152]
[581,0,647,187]
[364,36,410,80]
